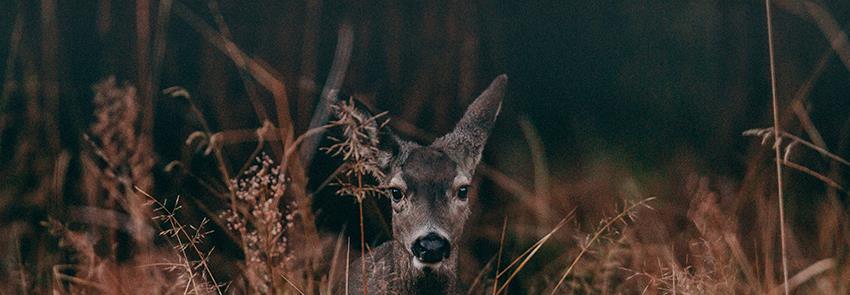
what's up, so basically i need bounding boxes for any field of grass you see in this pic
[1,0,850,294]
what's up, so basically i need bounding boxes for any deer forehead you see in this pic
[389,147,469,192]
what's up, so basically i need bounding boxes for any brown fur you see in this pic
[340,75,507,294]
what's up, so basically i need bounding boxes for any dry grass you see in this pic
[2,1,850,294]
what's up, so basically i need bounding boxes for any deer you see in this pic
[337,74,507,294]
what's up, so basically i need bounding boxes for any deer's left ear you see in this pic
[331,98,415,173]
[433,74,507,171]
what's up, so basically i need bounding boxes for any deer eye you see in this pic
[457,185,469,201]
[389,188,405,202]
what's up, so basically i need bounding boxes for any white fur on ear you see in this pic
[432,74,508,171]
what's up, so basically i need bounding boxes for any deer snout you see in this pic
[411,233,451,263]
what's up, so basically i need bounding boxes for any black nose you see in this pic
[412,233,451,263]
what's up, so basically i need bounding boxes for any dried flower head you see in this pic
[221,153,296,293]
[147,193,224,294]
[324,97,389,202]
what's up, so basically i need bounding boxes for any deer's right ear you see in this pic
[333,98,412,172]
[375,130,402,170]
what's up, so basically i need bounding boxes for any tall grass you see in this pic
[764,0,789,293]
[1,1,850,294]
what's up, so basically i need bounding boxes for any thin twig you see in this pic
[764,0,790,293]
[136,187,223,294]
[234,120,274,177]
[781,159,845,191]
[279,273,306,295]
[496,211,575,294]
[1,5,23,109]
[301,24,354,168]
[789,44,831,149]
[172,2,294,167]
[327,229,348,294]
[467,256,496,295]
[207,0,270,121]
[519,117,554,221]
[358,173,367,295]
[146,0,172,134]
[492,216,508,295]
[52,265,108,292]
[282,124,334,171]
[549,198,654,294]
[804,1,850,72]
[164,87,236,203]
[345,239,351,295]
[780,131,850,167]
[724,233,760,291]
[770,258,836,294]
[172,1,287,104]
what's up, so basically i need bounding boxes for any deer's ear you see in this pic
[433,74,507,171]
[335,98,412,172]
[375,130,406,170]
[374,125,420,174]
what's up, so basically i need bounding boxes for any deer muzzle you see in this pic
[411,232,451,263]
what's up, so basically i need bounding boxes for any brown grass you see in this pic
[2,1,850,294]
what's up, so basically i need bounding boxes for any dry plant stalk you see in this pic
[83,77,154,246]
[221,154,297,293]
[764,0,789,292]
[623,178,749,295]
[85,77,155,222]
[324,97,389,294]
[494,212,575,294]
[325,98,388,201]
[48,77,204,294]
[548,197,654,294]
[143,190,223,294]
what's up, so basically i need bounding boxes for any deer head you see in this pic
[371,75,507,276]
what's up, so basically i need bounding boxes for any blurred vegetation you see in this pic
[1,0,850,293]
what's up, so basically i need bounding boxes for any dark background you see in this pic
[2,0,850,292]
[3,0,850,176]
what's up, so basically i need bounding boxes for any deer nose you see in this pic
[412,233,451,263]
